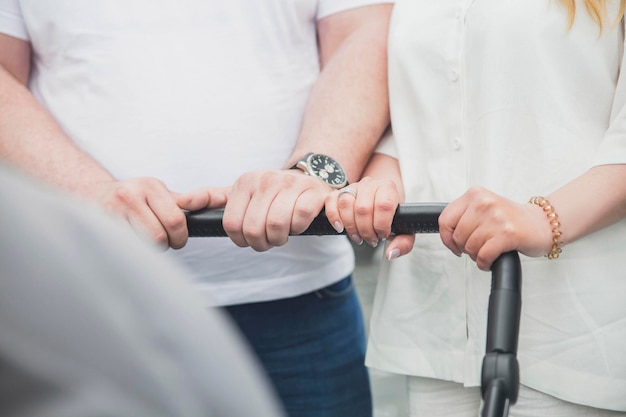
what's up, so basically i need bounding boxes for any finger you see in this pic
[175,186,230,211]
[289,186,326,236]
[125,205,171,251]
[460,220,491,262]
[146,193,189,249]
[261,175,325,247]
[237,193,277,251]
[438,200,466,257]
[323,190,346,233]
[384,234,416,260]
[222,185,254,248]
[371,182,400,242]
[337,187,362,245]
[352,184,380,247]
[265,194,302,247]
[475,236,515,271]
[104,179,173,249]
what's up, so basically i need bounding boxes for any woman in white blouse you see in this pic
[325,0,626,415]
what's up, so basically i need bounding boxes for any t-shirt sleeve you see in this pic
[594,20,626,166]
[0,0,29,40]
[317,0,394,20]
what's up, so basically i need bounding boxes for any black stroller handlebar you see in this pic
[185,202,447,237]
[185,203,521,417]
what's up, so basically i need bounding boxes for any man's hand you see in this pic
[222,169,334,251]
[94,177,228,250]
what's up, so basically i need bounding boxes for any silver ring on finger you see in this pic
[337,187,357,199]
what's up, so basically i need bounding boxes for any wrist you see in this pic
[528,196,563,259]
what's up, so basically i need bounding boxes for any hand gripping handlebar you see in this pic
[185,203,522,417]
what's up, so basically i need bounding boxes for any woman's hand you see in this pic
[324,176,416,259]
[438,186,553,270]
[324,177,398,246]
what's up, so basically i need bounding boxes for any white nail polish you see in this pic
[387,248,401,260]
[351,234,363,245]
[333,221,344,233]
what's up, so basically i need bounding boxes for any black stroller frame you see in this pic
[186,203,522,417]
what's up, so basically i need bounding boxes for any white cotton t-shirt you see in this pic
[0,0,391,306]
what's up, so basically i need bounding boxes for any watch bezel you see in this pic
[291,153,348,189]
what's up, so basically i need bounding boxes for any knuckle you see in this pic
[258,171,277,189]
[374,198,396,215]
[151,229,169,246]
[254,245,273,252]
[476,253,492,271]
[111,185,137,205]
[475,195,498,212]
[141,176,164,187]
[221,217,241,234]
[337,196,354,210]
[163,210,186,230]
[242,225,265,242]
[170,237,188,250]
[135,177,166,193]
[467,185,487,197]
[269,236,288,247]
[438,216,449,231]
[355,203,372,217]
[378,178,398,193]
[452,232,464,248]
[500,223,517,239]
[266,215,286,232]
[229,237,249,248]
[293,204,316,220]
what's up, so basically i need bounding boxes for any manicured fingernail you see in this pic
[368,240,379,248]
[333,221,344,233]
[387,248,401,260]
[378,234,388,241]
[350,234,363,245]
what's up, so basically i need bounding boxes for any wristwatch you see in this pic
[289,153,348,189]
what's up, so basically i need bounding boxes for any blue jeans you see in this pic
[225,276,372,417]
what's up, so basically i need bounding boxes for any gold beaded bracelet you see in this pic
[528,196,563,259]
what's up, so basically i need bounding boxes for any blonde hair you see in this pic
[560,0,626,29]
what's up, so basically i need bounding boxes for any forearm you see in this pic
[362,152,404,200]
[547,163,626,246]
[287,5,392,182]
[0,65,114,198]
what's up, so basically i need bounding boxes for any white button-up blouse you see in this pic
[368,0,626,411]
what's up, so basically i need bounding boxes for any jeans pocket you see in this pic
[315,275,354,300]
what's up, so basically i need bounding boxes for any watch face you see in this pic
[308,154,347,188]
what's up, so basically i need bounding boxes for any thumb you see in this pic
[175,186,230,211]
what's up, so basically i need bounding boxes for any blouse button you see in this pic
[450,69,459,82]
[451,137,462,150]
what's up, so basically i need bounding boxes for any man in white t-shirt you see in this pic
[0,1,393,416]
